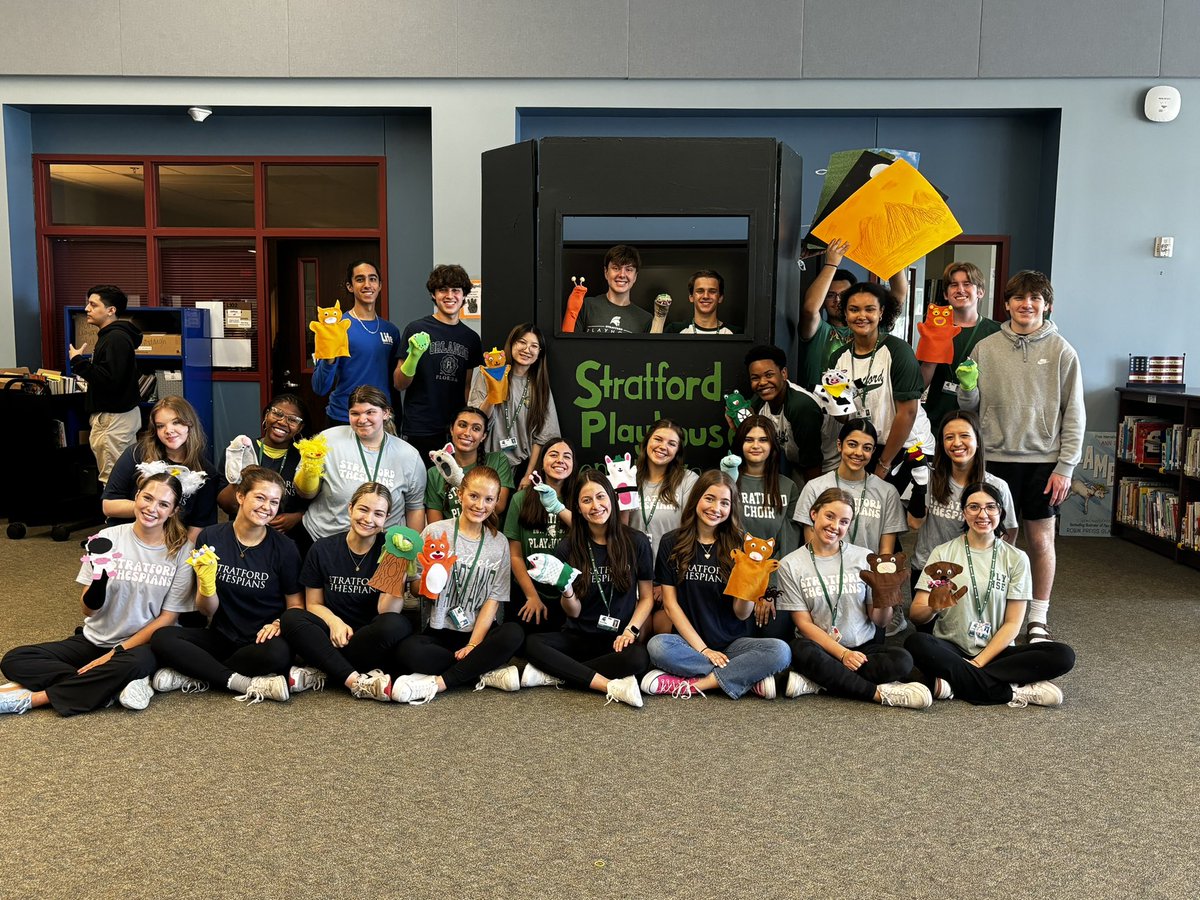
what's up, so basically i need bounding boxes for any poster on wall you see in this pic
[462,280,482,320]
[1059,431,1116,537]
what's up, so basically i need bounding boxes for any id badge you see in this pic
[942,381,958,395]
[597,615,621,632]
[967,620,993,647]
[449,607,471,629]
[828,625,842,644]
[499,436,518,451]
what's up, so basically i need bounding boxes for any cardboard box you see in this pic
[72,314,100,352]
[138,333,182,356]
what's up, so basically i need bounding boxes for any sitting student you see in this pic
[906,483,1076,707]
[150,467,303,704]
[279,482,414,701]
[425,406,514,522]
[386,466,524,704]
[520,470,652,707]
[743,344,824,480]
[775,488,931,709]
[218,393,312,542]
[393,263,484,462]
[643,472,791,700]
[667,270,736,334]
[504,438,576,636]
[103,395,223,544]
[0,472,194,716]
[574,244,652,334]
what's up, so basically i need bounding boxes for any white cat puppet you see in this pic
[813,368,857,419]
[428,443,464,488]
[604,453,640,511]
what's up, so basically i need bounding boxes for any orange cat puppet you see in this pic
[310,300,352,360]
[417,532,457,600]
[915,303,961,365]
[724,535,780,604]
[561,276,586,333]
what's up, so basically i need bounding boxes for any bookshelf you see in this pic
[1113,387,1200,571]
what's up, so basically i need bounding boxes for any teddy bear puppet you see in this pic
[861,552,909,610]
[923,561,967,610]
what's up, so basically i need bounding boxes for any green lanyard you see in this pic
[807,543,845,628]
[963,535,1000,620]
[850,338,882,400]
[255,440,286,472]
[586,542,612,615]
[355,435,385,484]
[503,379,530,433]
[639,481,662,530]
[451,519,486,602]
[834,473,869,544]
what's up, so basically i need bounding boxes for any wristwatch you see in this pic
[626,624,641,636]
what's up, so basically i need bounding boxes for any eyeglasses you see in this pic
[964,502,1000,514]
[266,407,303,427]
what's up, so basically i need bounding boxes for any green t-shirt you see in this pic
[503,488,569,604]
[424,453,515,519]
[922,316,1001,430]
[798,319,852,391]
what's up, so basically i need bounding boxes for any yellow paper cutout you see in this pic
[812,159,962,280]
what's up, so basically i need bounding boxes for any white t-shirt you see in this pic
[776,541,876,649]
[420,518,511,632]
[795,471,906,554]
[631,469,700,559]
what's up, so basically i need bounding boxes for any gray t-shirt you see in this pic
[75,524,195,647]
[420,518,511,632]
[776,541,876,649]
[738,473,800,561]
[467,369,561,466]
[576,295,652,334]
[631,469,700,560]
[795,470,905,554]
[912,471,1018,570]
[303,427,427,540]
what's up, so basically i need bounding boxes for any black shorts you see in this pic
[986,460,1059,521]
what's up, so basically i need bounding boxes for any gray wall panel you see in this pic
[119,0,290,77]
[0,0,121,76]
[1161,0,1200,76]
[803,0,981,78]
[289,0,457,77]
[980,0,1163,77]
[457,0,629,77]
[629,0,803,78]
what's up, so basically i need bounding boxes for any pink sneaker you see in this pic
[640,669,706,699]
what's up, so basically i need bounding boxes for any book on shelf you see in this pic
[1182,501,1200,552]
[1117,415,1169,464]
[1186,428,1200,478]
[1116,478,1179,540]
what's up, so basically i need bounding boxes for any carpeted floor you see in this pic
[1,524,1197,900]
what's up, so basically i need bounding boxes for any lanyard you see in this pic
[503,379,530,433]
[639,481,663,530]
[355,434,385,484]
[834,473,869,544]
[807,543,844,628]
[963,535,1000,620]
[451,519,486,601]
[850,338,882,398]
[586,542,612,614]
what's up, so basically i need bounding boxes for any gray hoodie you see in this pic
[956,320,1085,479]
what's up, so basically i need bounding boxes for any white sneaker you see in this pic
[878,681,933,709]
[390,673,440,705]
[520,662,564,689]
[118,676,153,711]
[751,675,777,699]
[475,664,520,692]
[152,667,209,694]
[234,675,290,704]
[1008,680,1063,708]
[350,669,392,702]
[0,687,33,715]
[784,671,821,698]
[932,677,955,700]
[288,665,326,694]
[604,675,644,708]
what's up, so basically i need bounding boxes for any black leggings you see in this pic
[1,634,156,717]
[790,628,913,702]
[279,609,412,685]
[395,623,524,690]
[905,631,1076,705]
[150,627,292,692]
[523,630,650,690]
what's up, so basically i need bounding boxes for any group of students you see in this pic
[1,248,1079,716]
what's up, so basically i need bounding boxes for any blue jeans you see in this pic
[647,634,791,699]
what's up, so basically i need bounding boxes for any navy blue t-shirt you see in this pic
[197,523,302,645]
[299,532,384,629]
[554,530,652,635]
[104,446,225,529]
[396,315,483,438]
[655,529,749,650]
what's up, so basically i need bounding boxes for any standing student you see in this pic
[643,472,791,700]
[150,467,303,704]
[468,323,561,487]
[424,406,514,521]
[504,438,576,636]
[0,472,194,716]
[743,345,825,479]
[387,466,524,704]
[312,260,401,427]
[775,488,931,709]
[906,483,1076,706]
[68,284,143,485]
[301,386,426,546]
[280,482,413,701]
[103,396,223,544]
[957,270,1085,643]
[574,244,652,334]
[393,263,484,462]
[520,469,652,707]
[667,270,736,334]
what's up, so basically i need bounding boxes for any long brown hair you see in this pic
[137,396,208,472]
[457,466,502,536]
[504,323,552,440]
[635,418,689,509]
[931,410,988,505]
[733,414,783,512]
[517,437,575,532]
[668,471,743,583]
[566,469,636,598]
[134,471,188,556]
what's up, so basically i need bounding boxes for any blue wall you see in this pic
[3,106,37,370]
